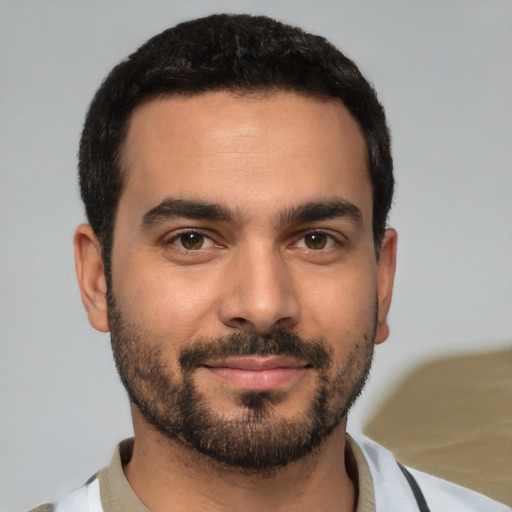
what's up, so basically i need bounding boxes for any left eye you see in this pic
[296,232,336,250]
[171,232,215,251]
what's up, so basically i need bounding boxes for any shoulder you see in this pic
[27,474,102,512]
[354,435,511,512]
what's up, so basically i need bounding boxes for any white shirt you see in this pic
[45,436,511,512]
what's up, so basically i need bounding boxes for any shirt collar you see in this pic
[98,436,375,512]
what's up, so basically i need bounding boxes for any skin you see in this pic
[74,91,397,512]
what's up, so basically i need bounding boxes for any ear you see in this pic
[374,228,397,344]
[74,224,110,333]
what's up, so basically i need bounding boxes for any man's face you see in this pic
[91,91,395,469]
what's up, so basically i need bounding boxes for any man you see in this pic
[31,13,509,512]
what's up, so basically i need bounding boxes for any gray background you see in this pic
[1,1,511,510]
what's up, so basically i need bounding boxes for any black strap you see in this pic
[397,462,432,512]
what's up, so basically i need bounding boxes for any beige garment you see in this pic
[97,435,375,512]
[364,346,512,505]
[28,435,375,511]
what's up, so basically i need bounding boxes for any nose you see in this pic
[218,246,300,334]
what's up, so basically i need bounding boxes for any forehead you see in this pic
[119,91,371,223]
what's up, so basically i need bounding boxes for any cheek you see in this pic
[113,255,223,340]
[298,264,377,340]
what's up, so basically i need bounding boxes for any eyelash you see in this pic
[163,230,217,252]
[163,229,343,253]
[294,230,341,251]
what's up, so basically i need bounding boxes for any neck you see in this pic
[124,407,357,512]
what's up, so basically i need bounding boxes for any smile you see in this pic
[201,356,311,390]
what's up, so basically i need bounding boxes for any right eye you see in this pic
[169,231,215,251]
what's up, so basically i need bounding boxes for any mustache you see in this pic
[179,329,332,372]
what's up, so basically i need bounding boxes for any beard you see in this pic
[108,297,375,471]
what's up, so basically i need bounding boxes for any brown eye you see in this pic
[178,232,205,250]
[304,232,328,250]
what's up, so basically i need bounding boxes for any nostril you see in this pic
[231,317,249,327]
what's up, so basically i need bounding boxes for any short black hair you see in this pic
[79,13,393,283]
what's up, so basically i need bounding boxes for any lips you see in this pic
[204,355,309,371]
[200,355,310,390]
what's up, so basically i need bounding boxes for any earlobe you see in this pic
[375,228,397,345]
[74,224,110,333]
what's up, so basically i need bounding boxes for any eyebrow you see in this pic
[140,196,363,230]
[278,198,363,227]
[141,198,234,229]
